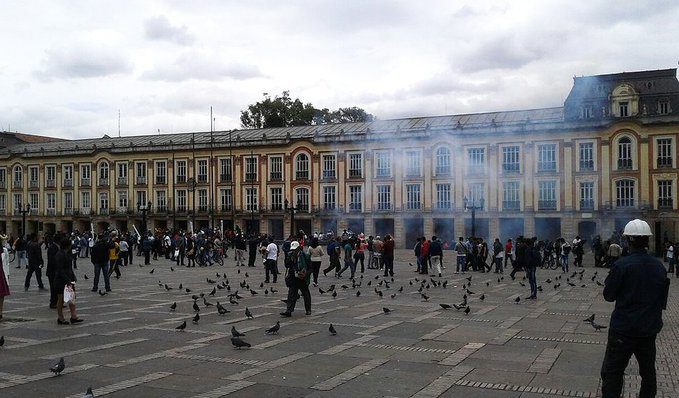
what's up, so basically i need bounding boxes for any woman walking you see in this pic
[0,244,10,320]
[308,238,325,286]
[54,237,82,325]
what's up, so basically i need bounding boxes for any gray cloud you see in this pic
[34,44,133,81]
[453,34,549,73]
[144,15,195,45]
[141,52,264,82]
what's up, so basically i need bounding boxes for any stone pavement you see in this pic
[1,250,678,397]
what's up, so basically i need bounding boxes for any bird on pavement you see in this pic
[591,322,607,332]
[250,289,258,295]
[231,326,246,337]
[217,302,229,315]
[83,386,94,398]
[50,357,65,375]
[319,288,325,294]
[0,335,4,347]
[193,301,200,312]
[175,321,186,331]
[149,268,155,274]
[170,302,177,311]
[356,290,361,297]
[98,290,106,296]
[390,294,396,299]
[464,306,471,315]
[440,303,452,310]
[203,297,214,307]
[514,296,521,304]
[329,324,337,335]
[83,274,89,280]
[584,314,596,324]
[231,337,251,349]
[229,297,239,305]
[383,307,391,314]
[332,291,338,298]
[421,293,429,302]
[209,287,216,296]
[192,313,200,324]
[480,294,485,301]
[265,321,280,335]
[398,286,403,293]
[245,307,253,319]
[596,281,604,286]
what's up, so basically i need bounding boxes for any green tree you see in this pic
[240,92,374,128]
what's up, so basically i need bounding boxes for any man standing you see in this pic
[14,235,28,269]
[108,236,121,279]
[247,235,259,267]
[429,236,443,277]
[382,234,395,277]
[25,233,46,291]
[264,237,279,283]
[46,235,59,308]
[525,237,539,299]
[493,238,504,273]
[600,219,668,398]
[91,235,111,292]
[607,240,622,268]
[280,241,311,317]
[455,237,467,274]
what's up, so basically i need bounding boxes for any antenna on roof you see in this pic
[118,109,121,138]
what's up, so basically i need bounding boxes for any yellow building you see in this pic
[0,68,677,251]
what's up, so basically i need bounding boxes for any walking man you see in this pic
[91,235,111,292]
[25,233,46,291]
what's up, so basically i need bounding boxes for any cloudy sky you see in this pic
[1,0,677,139]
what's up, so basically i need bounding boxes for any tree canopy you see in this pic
[240,91,374,129]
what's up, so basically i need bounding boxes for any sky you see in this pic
[1,0,678,139]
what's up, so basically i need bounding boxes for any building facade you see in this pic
[1,69,678,251]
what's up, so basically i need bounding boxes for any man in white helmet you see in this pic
[600,219,669,398]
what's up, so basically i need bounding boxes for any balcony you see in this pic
[538,200,557,211]
[435,203,452,211]
[405,170,421,179]
[117,177,128,186]
[46,208,56,216]
[30,208,39,215]
[46,179,56,188]
[29,180,39,188]
[617,159,633,170]
[269,204,283,212]
[321,204,337,213]
[375,170,391,179]
[580,199,595,210]
[245,173,257,182]
[295,171,309,180]
[198,205,208,213]
[348,169,362,179]
[537,163,557,173]
[80,207,92,215]
[13,180,22,189]
[220,205,232,212]
[155,177,167,185]
[502,200,521,211]
[297,203,309,212]
[63,179,73,188]
[98,178,109,186]
[658,157,673,168]
[116,207,129,214]
[156,206,167,213]
[348,203,362,212]
[322,170,336,180]
[220,174,233,183]
[435,166,451,176]
[80,178,91,187]
[659,198,673,209]
[406,203,422,211]
[136,177,147,185]
[176,175,187,184]
[197,175,208,183]
[502,164,520,174]
[0,180,5,189]
[64,208,73,215]
[376,203,392,211]
[176,206,187,213]
[579,160,594,171]
[99,208,109,216]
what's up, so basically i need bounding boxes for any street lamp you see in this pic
[284,198,298,238]
[463,196,484,238]
[137,201,153,235]
[19,202,31,238]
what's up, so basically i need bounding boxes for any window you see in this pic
[659,100,670,115]
[136,191,147,209]
[81,191,91,211]
[176,190,187,212]
[296,187,309,211]
[468,148,485,173]
[0,168,5,188]
[269,156,282,181]
[657,138,673,168]
[579,142,594,171]
[502,146,520,173]
[658,180,673,208]
[375,152,392,178]
[99,192,109,211]
[245,157,257,181]
[29,166,39,187]
[197,159,208,183]
[62,165,73,187]
[348,153,363,178]
[616,179,635,207]
[581,106,593,119]
[13,165,22,188]
[619,102,629,117]
[405,151,422,177]
[46,192,56,212]
[617,137,633,169]
[176,160,187,183]
[270,187,283,211]
[220,158,233,182]
[349,185,362,211]
[117,191,128,210]
[156,191,167,211]
[435,147,451,176]
[80,164,91,186]
[323,186,336,210]
[155,161,167,184]
[13,194,21,214]
[43,165,55,188]
[0,194,5,213]
[245,187,258,211]
[98,162,109,185]
[136,162,147,184]
[580,182,594,210]
[502,181,520,211]
[29,193,38,212]
[322,155,336,179]
[63,192,73,213]
[117,162,128,185]
[537,144,557,172]
[406,184,421,210]
[435,183,451,210]
[220,188,232,212]
[197,189,208,211]
[538,180,557,210]
[376,185,392,210]
[468,183,484,206]
[295,153,309,180]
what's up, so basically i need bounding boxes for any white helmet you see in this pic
[623,219,653,236]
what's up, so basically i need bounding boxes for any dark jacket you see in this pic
[603,249,667,337]
[54,249,76,290]
[91,240,109,264]
[46,242,59,277]
[27,241,44,268]
[429,240,443,257]
[525,245,540,269]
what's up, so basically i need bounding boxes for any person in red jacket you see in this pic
[420,237,430,275]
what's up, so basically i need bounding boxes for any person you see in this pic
[455,237,467,274]
[264,237,279,284]
[600,219,668,398]
[354,236,367,274]
[383,234,395,277]
[91,235,111,292]
[0,244,10,320]
[366,235,375,269]
[54,237,83,325]
[119,237,129,266]
[572,236,584,267]
[142,234,152,265]
[247,235,259,267]
[70,234,80,269]
[504,238,514,270]
[322,237,341,277]
[414,237,423,273]
[337,238,356,279]
[46,235,60,308]
[593,235,604,268]
[525,237,539,299]
[280,241,311,317]
[429,236,443,277]
[14,235,27,269]
[511,236,527,280]
[480,239,491,272]
[373,236,384,270]
[25,233,46,292]
[186,234,196,267]
[126,234,135,265]
[108,237,121,279]
[607,240,622,268]
[493,238,504,273]
[176,233,186,266]
[420,237,430,275]
[308,238,324,286]
[234,235,246,266]
[560,238,571,273]
[665,241,675,276]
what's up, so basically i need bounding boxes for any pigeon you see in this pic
[149,268,155,274]
[185,288,191,293]
[50,357,65,375]
[453,303,465,310]
[591,322,607,332]
[442,280,448,288]
[84,386,94,398]
[375,275,380,280]
[546,278,552,283]
[170,302,177,311]
[329,324,337,335]
[217,302,229,315]
[486,282,490,287]
[270,288,278,293]
[191,294,200,300]
[421,293,430,302]
[83,274,89,280]
[179,283,183,289]
[231,336,251,349]
[409,281,413,286]
[583,314,595,324]
[383,307,391,314]
[98,290,106,296]
[207,278,217,284]
[440,303,452,310]
[250,289,258,295]
[245,272,249,278]
[466,276,472,282]
[265,321,280,335]
[165,284,172,291]
[514,296,521,304]
[231,326,245,337]
[332,291,338,298]
[568,282,576,287]
[341,284,349,289]
[466,289,475,295]
[464,306,471,315]
[265,289,269,295]
[356,290,361,297]
[409,262,414,267]
[193,301,200,312]
[581,284,587,288]
[192,313,200,324]
[480,294,485,301]
[209,287,217,296]
[596,281,604,286]
[398,286,403,293]
[229,297,239,305]
[390,294,396,299]
[245,307,253,319]
[519,282,526,287]
[367,281,372,286]
[216,272,221,277]
[0,335,4,347]
[171,267,175,272]
[176,320,187,331]
[203,298,214,307]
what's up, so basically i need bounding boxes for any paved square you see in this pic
[1,251,677,397]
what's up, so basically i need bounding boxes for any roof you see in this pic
[566,68,679,103]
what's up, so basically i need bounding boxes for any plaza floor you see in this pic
[1,250,677,397]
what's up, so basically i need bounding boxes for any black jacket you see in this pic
[54,249,76,288]
[603,249,667,337]
[46,242,59,277]
[27,241,44,268]
[91,240,109,264]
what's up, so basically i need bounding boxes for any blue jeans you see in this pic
[338,259,356,278]
[93,262,111,291]
[561,254,569,272]
[456,256,466,272]
[526,266,537,297]
[494,257,503,273]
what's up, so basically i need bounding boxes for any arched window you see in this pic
[615,179,635,208]
[13,165,23,184]
[617,137,633,170]
[98,161,109,184]
[295,187,309,212]
[435,147,451,175]
[295,153,309,180]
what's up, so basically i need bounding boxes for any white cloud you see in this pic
[141,51,264,82]
[144,15,195,45]
[34,43,133,81]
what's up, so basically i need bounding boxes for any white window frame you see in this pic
[348,152,363,178]
[375,151,392,178]
[577,141,596,171]
[435,147,451,176]
[376,185,392,210]
[322,185,336,210]
[219,188,232,211]
[615,178,636,208]
[175,160,187,183]
[502,181,521,211]
[295,187,310,212]
[501,145,521,174]
[268,156,283,181]
[348,185,362,211]
[322,154,336,179]
[219,157,233,182]
[435,183,452,210]
[294,153,310,180]
[270,187,283,211]
[245,187,258,211]
[405,183,422,210]
[467,147,486,174]
[405,150,422,178]
[537,143,557,172]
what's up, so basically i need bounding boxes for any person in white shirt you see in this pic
[264,237,279,283]
[666,242,675,277]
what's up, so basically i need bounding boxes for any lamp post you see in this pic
[249,149,255,235]
[463,196,484,238]
[284,198,298,238]
[20,202,31,238]
[137,201,152,236]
